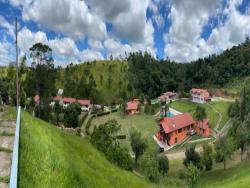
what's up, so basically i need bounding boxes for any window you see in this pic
[175,137,178,143]
[178,129,182,133]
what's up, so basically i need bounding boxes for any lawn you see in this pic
[17,109,157,188]
[90,112,159,152]
[170,100,231,130]
[199,160,250,188]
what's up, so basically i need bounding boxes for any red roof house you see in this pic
[190,88,211,103]
[155,113,210,146]
[77,99,91,107]
[126,99,140,115]
[195,119,210,137]
[156,113,195,145]
[164,91,177,98]
[63,97,76,104]
[53,95,62,101]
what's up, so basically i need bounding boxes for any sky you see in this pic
[0,0,250,66]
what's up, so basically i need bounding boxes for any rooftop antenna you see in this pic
[15,17,19,108]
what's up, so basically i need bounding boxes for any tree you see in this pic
[90,120,133,171]
[164,103,169,117]
[194,106,207,122]
[140,152,160,183]
[228,99,240,118]
[194,106,207,132]
[130,129,147,163]
[53,101,62,126]
[236,113,250,160]
[183,145,202,170]
[240,87,247,122]
[215,136,234,170]
[27,43,56,120]
[202,143,213,170]
[187,163,200,188]
[63,103,81,128]
[158,156,169,175]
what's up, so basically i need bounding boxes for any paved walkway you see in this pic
[0,118,16,188]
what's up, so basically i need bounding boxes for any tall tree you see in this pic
[215,136,234,170]
[183,145,202,170]
[202,143,213,170]
[27,43,56,119]
[240,87,246,122]
[194,106,207,131]
[130,129,147,164]
[236,113,250,160]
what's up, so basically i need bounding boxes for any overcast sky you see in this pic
[0,0,250,66]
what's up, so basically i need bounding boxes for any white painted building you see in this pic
[190,88,211,104]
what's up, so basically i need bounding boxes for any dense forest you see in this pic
[0,38,250,105]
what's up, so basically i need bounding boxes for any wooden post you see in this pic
[15,18,19,108]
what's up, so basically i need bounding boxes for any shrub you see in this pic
[183,145,202,170]
[130,129,147,163]
[75,127,82,136]
[63,103,81,128]
[187,163,200,188]
[140,153,160,183]
[144,103,161,115]
[202,143,213,170]
[97,111,110,116]
[106,146,133,171]
[90,120,133,171]
[34,105,52,121]
[158,156,169,175]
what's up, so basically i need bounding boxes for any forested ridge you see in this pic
[1,39,250,105]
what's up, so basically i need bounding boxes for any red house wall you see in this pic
[168,128,188,145]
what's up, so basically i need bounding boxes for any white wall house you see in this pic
[190,88,211,104]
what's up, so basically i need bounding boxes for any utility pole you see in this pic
[15,18,19,108]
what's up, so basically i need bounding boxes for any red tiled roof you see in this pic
[34,95,40,103]
[53,96,62,101]
[158,95,169,101]
[77,99,91,106]
[63,97,76,103]
[164,91,176,97]
[196,119,209,130]
[126,100,139,110]
[161,113,194,134]
[190,88,210,99]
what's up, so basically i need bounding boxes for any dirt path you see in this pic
[166,146,203,160]
[208,104,222,131]
[0,118,16,187]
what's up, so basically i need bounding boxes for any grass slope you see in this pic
[18,111,155,188]
[199,160,250,188]
[170,100,231,129]
[90,112,158,152]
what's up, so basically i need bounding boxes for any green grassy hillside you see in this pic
[199,160,250,188]
[91,112,158,152]
[18,110,155,188]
